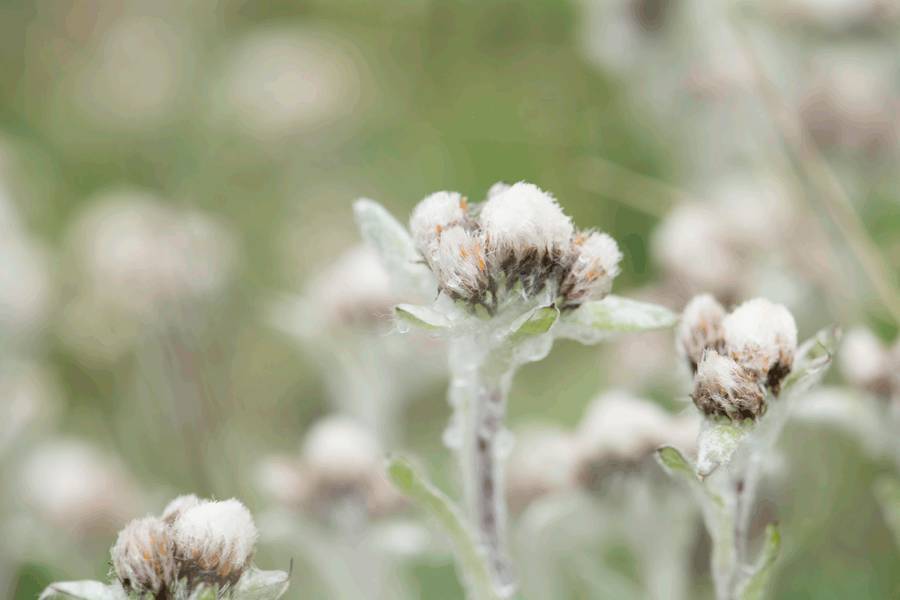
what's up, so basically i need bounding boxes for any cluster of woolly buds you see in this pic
[573,391,699,490]
[408,182,621,312]
[839,327,900,401]
[257,416,404,520]
[505,392,698,509]
[680,296,798,421]
[111,495,258,597]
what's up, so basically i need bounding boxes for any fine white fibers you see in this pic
[693,349,766,420]
[172,499,258,575]
[435,226,487,298]
[564,231,622,302]
[161,494,201,524]
[302,416,381,486]
[112,517,176,594]
[695,350,742,393]
[409,190,468,256]
[723,298,797,374]
[480,182,574,259]
[678,294,726,369]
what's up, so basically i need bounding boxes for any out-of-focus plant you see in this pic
[355,182,677,597]
[40,495,289,600]
[658,295,837,600]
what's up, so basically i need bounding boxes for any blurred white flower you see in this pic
[506,426,579,512]
[0,360,58,457]
[20,439,140,538]
[216,28,362,140]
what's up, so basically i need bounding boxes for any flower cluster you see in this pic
[679,295,798,421]
[111,495,258,598]
[409,182,622,313]
[505,391,698,511]
[257,416,404,520]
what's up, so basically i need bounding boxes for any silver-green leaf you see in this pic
[511,305,559,340]
[781,326,839,399]
[696,419,754,478]
[353,199,436,298]
[738,523,781,600]
[39,581,127,600]
[395,303,451,331]
[555,295,677,344]
[874,477,900,549]
[233,567,291,600]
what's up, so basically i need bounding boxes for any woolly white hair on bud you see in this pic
[561,231,622,305]
[692,350,766,421]
[485,181,511,200]
[172,498,258,579]
[839,327,891,395]
[723,298,797,388]
[435,225,488,300]
[480,182,574,259]
[409,191,468,257]
[161,493,201,524]
[111,517,177,595]
[678,294,727,372]
[302,416,381,488]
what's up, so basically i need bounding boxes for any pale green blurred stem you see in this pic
[449,335,518,598]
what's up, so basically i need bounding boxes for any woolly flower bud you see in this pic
[480,182,573,261]
[434,226,488,300]
[559,231,622,306]
[111,517,177,596]
[678,294,727,372]
[692,350,766,421]
[172,499,258,584]
[162,494,202,524]
[302,416,382,489]
[723,298,797,392]
[409,191,469,258]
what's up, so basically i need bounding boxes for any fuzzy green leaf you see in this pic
[655,445,695,478]
[395,303,451,331]
[738,523,782,600]
[555,295,677,344]
[781,326,839,399]
[233,567,291,600]
[696,419,754,478]
[354,199,436,298]
[387,456,502,600]
[39,581,126,600]
[511,306,559,340]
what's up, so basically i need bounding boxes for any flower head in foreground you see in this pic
[680,296,798,421]
[409,182,622,313]
[111,496,258,597]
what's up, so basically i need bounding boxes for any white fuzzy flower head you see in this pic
[723,298,797,392]
[692,350,766,421]
[678,294,727,372]
[559,231,622,307]
[480,182,573,262]
[171,498,258,585]
[161,494,202,524]
[409,191,470,259]
[408,182,619,311]
[111,517,177,596]
[302,416,382,490]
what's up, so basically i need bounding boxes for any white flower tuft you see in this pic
[723,298,797,390]
[171,498,258,580]
[409,191,469,258]
[692,350,766,421]
[434,226,488,300]
[302,416,382,488]
[111,517,177,596]
[485,181,511,200]
[678,294,727,372]
[560,231,622,305]
[161,494,202,524]
[480,182,573,260]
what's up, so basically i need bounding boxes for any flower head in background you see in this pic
[839,327,900,402]
[409,182,621,313]
[681,296,798,421]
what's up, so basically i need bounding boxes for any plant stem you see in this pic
[449,335,517,598]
